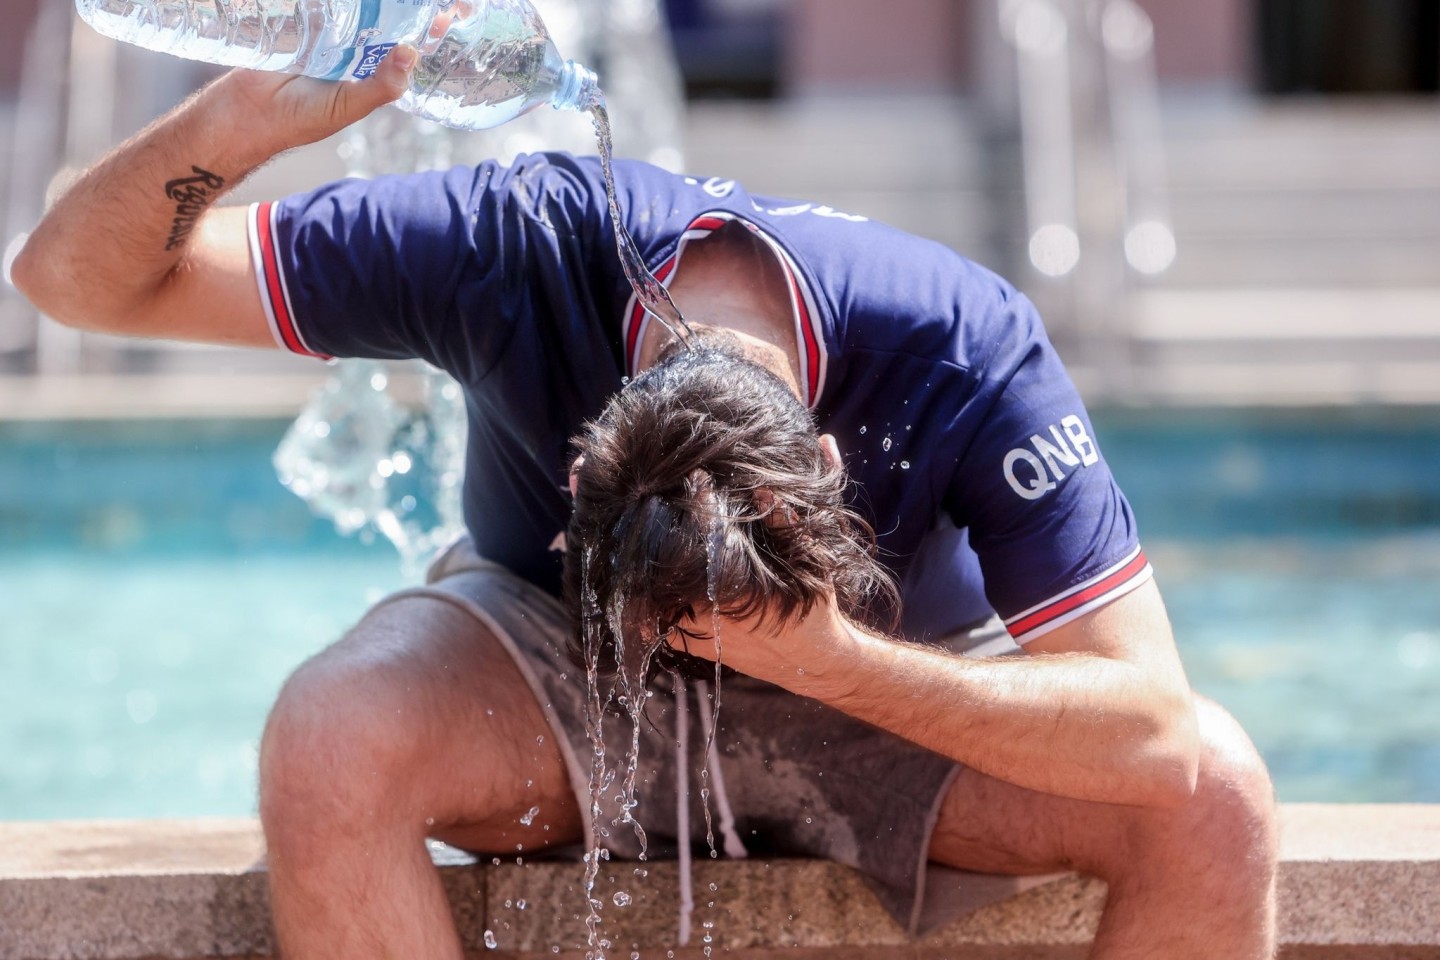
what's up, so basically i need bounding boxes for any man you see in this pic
[14,50,1278,959]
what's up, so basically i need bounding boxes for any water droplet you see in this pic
[520,805,540,826]
[805,816,813,823]
[492,857,502,866]
[634,867,648,877]
[536,735,545,745]
[900,460,910,470]
[484,929,498,949]
[613,891,632,906]
[86,648,119,685]
[424,816,435,827]
[882,436,893,451]
[504,899,512,909]
[126,689,158,725]
[858,425,867,434]
[517,899,527,910]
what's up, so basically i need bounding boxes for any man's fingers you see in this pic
[332,43,417,121]
[385,43,420,86]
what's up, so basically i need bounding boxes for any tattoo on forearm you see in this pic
[162,166,226,251]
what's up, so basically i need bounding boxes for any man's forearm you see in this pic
[13,75,273,332]
[795,627,1198,806]
[13,55,414,338]
[709,584,1199,808]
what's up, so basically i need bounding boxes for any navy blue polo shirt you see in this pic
[248,153,1150,644]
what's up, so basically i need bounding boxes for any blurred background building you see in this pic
[662,0,1440,407]
[3,0,1440,409]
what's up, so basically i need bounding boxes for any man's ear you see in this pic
[819,433,842,471]
[568,455,585,498]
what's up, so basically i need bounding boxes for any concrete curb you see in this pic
[1,806,1438,959]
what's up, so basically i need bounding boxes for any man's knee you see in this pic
[1127,698,1278,884]
[259,623,440,842]
[1190,698,1278,860]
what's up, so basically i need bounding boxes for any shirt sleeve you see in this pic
[944,295,1152,645]
[246,157,606,380]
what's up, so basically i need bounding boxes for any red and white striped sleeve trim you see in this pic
[1003,546,1154,644]
[621,211,827,409]
[246,201,331,361]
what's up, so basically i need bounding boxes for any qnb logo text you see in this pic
[1002,415,1100,500]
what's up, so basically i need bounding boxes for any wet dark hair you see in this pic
[562,330,900,683]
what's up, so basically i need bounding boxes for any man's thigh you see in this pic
[263,584,584,854]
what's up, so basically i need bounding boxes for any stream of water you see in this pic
[589,100,693,349]
[576,95,701,958]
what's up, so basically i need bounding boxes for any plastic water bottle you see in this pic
[73,0,600,130]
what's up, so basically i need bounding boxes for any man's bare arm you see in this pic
[11,51,416,346]
[681,580,1200,808]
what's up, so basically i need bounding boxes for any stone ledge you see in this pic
[1,806,1438,959]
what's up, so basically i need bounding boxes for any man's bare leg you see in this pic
[258,596,583,959]
[929,697,1278,960]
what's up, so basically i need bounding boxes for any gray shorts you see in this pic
[396,538,1018,935]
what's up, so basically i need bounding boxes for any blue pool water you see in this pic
[1,412,1438,819]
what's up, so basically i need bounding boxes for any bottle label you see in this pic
[323,0,429,81]
[352,42,398,79]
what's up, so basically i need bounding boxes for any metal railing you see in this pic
[1001,0,1174,399]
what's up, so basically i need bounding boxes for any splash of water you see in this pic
[273,363,466,580]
